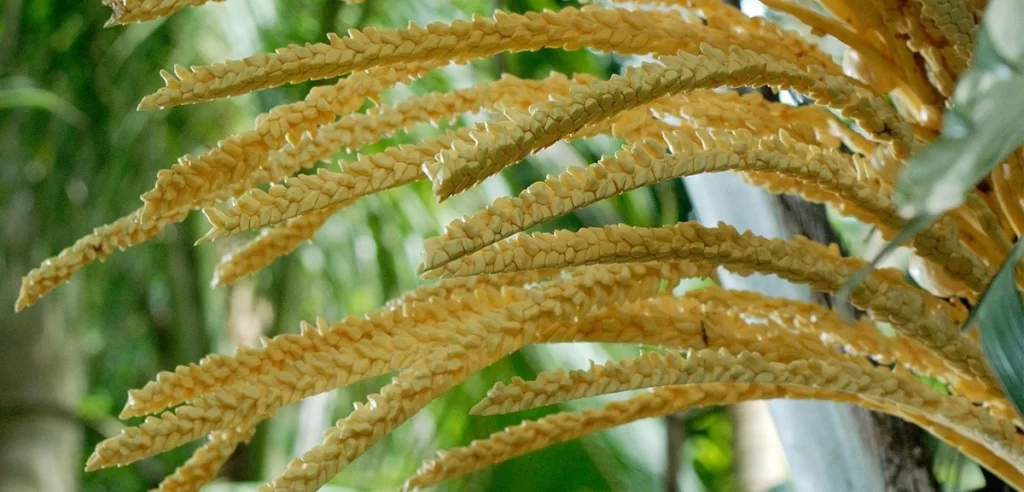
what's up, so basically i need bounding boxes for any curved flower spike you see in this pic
[407,383,1024,490]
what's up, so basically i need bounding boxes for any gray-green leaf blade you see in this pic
[968,239,1024,419]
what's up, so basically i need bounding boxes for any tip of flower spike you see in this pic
[196,208,231,245]
[420,157,467,203]
[417,265,445,280]
[423,169,454,203]
[402,474,433,491]
[102,0,128,27]
[211,259,245,288]
[468,398,497,416]
[14,277,41,312]
[84,450,107,472]
[137,97,159,111]
[194,230,222,245]
[210,273,226,289]
[14,291,29,313]
[119,390,147,419]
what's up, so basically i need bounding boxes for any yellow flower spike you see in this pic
[407,383,1024,491]
[154,425,255,492]
[897,1,962,97]
[537,296,864,368]
[17,64,434,311]
[747,172,896,232]
[742,167,992,293]
[93,328,479,470]
[105,261,709,470]
[873,5,948,120]
[204,87,840,246]
[104,0,369,25]
[760,0,904,90]
[422,222,995,391]
[260,345,505,492]
[15,208,188,312]
[424,128,989,293]
[471,349,1024,465]
[199,70,586,241]
[392,259,712,313]
[421,44,912,205]
[120,282,524,419]
[103,0,224,26]
[140,7,727,109]
[383,270,561,310]
[911,0,978,76]
[138,62,439,222]
[687,287,1011,414]
[641,1,849,79]
[200,127,475,243]
[638,90,844,149]
[760,0,946,119]
[687,288,937,369]
[210,207,336,288]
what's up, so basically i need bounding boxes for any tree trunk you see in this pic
[0,264,84,492]
[775,195,939,492]
[685,172,888,492]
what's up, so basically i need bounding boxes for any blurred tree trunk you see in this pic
[776,195,939,492]
[712,2,940,482]
[686,172,887,492]
[0,263,84,492]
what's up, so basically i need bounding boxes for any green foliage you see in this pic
[963,239,1024,419]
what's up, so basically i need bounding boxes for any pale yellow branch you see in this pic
[421,222,995,395]
[406,383,1024,490]
[153,425,255,492]
[472,350,1024,464]
[103,0,224,25]
[422,43,911,203]
[139,8,762,108]
[424,128,989,293]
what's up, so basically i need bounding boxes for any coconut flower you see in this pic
[18,0,1024,491]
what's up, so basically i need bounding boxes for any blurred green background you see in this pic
[0,0,741,490]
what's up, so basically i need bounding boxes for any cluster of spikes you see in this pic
[19,0,1024,490]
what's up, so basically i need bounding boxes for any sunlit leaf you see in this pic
[963,239,1024,419]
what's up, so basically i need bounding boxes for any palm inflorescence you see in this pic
[17,0,1024,490]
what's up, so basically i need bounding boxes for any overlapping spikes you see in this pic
[37,0,1024,491]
